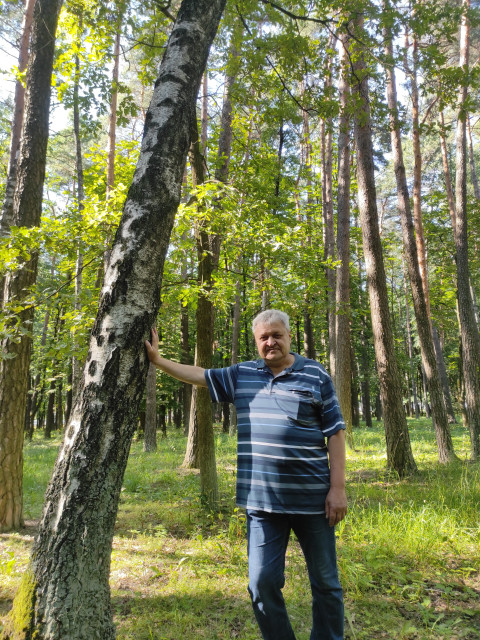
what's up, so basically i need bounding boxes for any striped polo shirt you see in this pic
[205,353,345,514]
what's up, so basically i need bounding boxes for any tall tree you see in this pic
[182,116,219,507]
[383,9,456,462]
[350,15,417,476]
[406,24,456,424]
[2,1,226,637]
[0,0,64,533]
[335,32,353,444]
[454,0,480,459]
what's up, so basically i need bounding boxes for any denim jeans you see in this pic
[247,510,344,640]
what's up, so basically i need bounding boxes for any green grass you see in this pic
[1,419,479,639]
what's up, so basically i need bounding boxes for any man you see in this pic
[145,309,347,640]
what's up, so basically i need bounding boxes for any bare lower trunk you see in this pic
[144,363,158,452]
[2,2,226,637]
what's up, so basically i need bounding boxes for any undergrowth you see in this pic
[1,419,479,639]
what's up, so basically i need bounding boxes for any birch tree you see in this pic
[2,1,226,637]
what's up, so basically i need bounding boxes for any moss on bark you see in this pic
[1,567,37,640]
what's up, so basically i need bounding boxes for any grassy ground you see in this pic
[1,419,479,639]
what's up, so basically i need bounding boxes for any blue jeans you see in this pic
[247,510,344,640]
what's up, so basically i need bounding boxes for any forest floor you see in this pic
[1,419,479,639]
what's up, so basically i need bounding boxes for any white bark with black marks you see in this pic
[3,1,226,638]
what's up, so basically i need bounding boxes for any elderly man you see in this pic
[146,309,347,640]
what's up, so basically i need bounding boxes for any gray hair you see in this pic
[252,309,290,333]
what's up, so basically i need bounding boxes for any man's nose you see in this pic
[266,337,276,346]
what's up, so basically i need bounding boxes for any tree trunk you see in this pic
[384,18,456,462]
[351,343,360,428]
[335,33,353,446]
[402,264,420,419]
[299,97,316,360]
[320,50,335,377]
[350,16,417,476]
[0,0,64,534]
[180,296,192,435]
[432,325,456,422]
[181,114,219,507]
[409,28,456,425]
[143,363,158,452]
[2,2,226,637]
[0,0,36,244]
[454,0,480,459]
[467,115,480,200]
[72,44,85,398]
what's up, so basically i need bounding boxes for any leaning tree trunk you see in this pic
[350,16,417,476]
[454,0,480,459]
[0,0,64,534]
[384,17,456,462]
[2,2,226,638]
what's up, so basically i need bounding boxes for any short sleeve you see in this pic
[319,370,346,437]
[204,364,239,404]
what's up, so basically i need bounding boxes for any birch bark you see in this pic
[2,1,226,637]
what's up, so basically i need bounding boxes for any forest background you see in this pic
[0,0,479,638]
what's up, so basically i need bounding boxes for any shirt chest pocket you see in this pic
[274,386,323,426]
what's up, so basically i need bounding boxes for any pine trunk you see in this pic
[384,22,456,462]
[0,0,64,533]
[335,34,353,445]
[351,18,417,476]
[454,0,480,459]
[2,1,226,637]
[0,0,36,242]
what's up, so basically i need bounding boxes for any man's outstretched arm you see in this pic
[145,327,208,387]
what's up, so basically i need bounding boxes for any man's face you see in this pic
[254,320,292,370]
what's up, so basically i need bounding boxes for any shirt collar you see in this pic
[256,352,305,372]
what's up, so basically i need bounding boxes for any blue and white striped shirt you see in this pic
[205,353,345,514]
